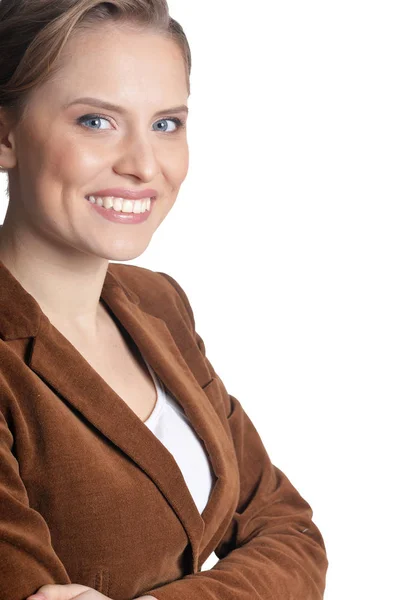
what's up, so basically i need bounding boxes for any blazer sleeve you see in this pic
[0,379,71,600]
[145,272,329,600]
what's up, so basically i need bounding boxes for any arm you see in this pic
[0,403,71,600]
[143,272,328,600]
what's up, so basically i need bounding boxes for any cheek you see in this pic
[17,135,101,222]
[43,140,100,189]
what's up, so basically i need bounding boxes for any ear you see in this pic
[0,106,18,170]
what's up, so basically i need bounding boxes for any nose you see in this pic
[113,131,160,183]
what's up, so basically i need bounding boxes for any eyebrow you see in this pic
[64,96,189,117]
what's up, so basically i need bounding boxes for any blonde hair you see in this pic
[0,0,191,174]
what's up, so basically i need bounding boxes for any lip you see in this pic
[85,188,158,201]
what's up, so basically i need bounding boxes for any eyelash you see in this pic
[76,113,186,133]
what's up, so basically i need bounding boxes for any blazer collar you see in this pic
[0,260,239,572]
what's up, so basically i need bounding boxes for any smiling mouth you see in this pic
[85,194,154,214]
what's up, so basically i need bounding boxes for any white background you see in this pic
[1,1,398,598]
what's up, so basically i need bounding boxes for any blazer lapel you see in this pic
[99,279,240,560]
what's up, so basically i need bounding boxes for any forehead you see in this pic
[33,23,187,107]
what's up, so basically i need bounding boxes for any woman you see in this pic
[0,1,328,599]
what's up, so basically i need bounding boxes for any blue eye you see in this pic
[77,114,113,130]
[76,113,186,133]
[153,117,185,133]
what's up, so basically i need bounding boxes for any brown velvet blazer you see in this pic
[0,260,328,600]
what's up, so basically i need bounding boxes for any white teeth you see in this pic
[87,195,152,213]
[122,199,133,213]
[112,198,123,212]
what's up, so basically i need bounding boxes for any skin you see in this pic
[25,584,155,600]
[0,21,189,344]
[0,20,189,600]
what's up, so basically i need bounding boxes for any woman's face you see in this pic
[5,23,189,261]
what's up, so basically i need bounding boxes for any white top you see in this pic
[142,358,216,516]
